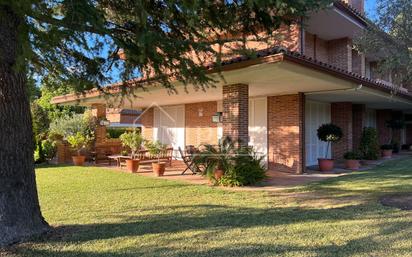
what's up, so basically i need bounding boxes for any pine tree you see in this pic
[0,0,329,245]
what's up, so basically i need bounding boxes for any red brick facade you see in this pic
[222,84,249,146]
[304,32,328,63]
[268,94,305,174]
[138,108,154,141]
[328,38,352,72]
[331,102,353,159]
[185,101,218,146]
[376,109,392,145]
[391,111,403,143]
[352,104,366,150]
[352,50,365,76]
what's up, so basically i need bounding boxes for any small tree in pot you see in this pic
[119,131,144,173]
[317,123,343,171]
[67,132,94,166]
[343,151,362,170]
[145,141,168,176]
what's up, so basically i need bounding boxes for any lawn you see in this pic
[4,158,412,257]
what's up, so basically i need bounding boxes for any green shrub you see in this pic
[34,139,57,164]
[42,139,57,160]
[107,128,127,139]
[359,127,379,160]
[343,151,362,160]
[49,111,96,140]
[193,137,236,179]
[219,150,267,187]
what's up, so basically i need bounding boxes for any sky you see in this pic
[365,0,378,19]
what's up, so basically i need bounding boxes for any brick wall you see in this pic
[392,111,403,143]
[222,84,249,146]
[56,141,73,163]
[91,103,106,119]
[185,101,218,146]
[304,32,328,63]
[268,93,305,174]
[406,124,412,145]
[331,102,353,159]
[138,108,154,141]
[376,109,392,145]
[328,38,352,72]
[91,104,107,146]
[352,104,366,150]
[352,50,365,76]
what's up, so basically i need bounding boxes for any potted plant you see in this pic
[381,144,393,158]
[119,131,144,173]
[343,151,361,170]
[194,136,236,183]
[317,123,343,171]
[146,141,168,176]
[67,132,94,166]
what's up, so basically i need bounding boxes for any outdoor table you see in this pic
[107,155,132,167]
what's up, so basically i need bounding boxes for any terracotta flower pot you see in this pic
[214,169,224,181]
[72,155,86,166]
[126,159,140,173]
[345,159,360,170]
[152,162,166,176]
[382,149,393,159]
[318,158,334,172]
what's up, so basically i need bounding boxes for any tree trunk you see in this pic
[0,5,49,246]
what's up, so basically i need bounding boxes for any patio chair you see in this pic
[118,156,129,169]
[178,147,201,175]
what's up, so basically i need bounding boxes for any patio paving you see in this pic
[100,152,412,191]
[102,160,345,191]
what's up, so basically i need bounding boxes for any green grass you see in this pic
[6,159,412,257]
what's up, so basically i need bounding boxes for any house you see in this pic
[52,0,412,173]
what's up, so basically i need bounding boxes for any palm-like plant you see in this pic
[194,136,238,179]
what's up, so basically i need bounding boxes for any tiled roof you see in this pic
[207,46,411,99]
[334,0,368,23]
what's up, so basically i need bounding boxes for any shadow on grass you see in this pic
[16,158,412,257]
[11,204,412,257]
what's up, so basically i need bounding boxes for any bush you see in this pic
[49,111,96,140]
[34,139,57,164]
[107,128,127,139]
[42,139,57,160]
[359,127,379,160]
[219,148,267,187]
[193,137,237,179]
[343,151,362,160]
